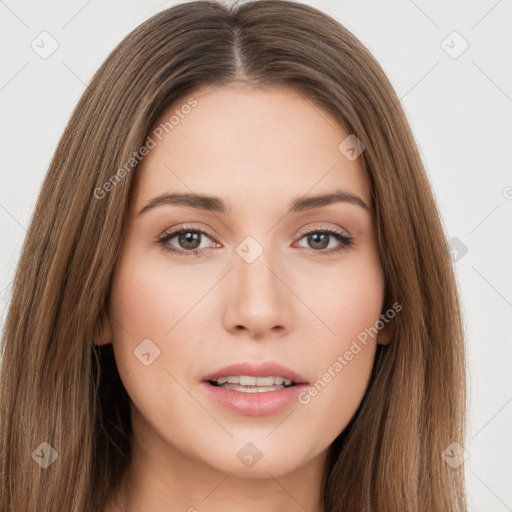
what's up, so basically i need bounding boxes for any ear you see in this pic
[377,319,392,346]
[93,307,113,346]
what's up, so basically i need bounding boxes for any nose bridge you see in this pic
[223,232,293,335]
[235,233,283,303]
[235,241,279,301]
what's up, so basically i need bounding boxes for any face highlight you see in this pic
[98,83,390,508]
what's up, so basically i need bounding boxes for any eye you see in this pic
[295,227,354,254]
[157,226,218,257]
[157,225,354,257]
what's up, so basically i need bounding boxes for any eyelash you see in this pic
[157,224,354,257]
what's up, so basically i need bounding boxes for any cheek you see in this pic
[295,250,385,345]
[107,249,217,388]
[107,252,173,383]
[109,251,202,344]
[107,253,209,439]
[294,297,379,445]
[297,337,377,437]
[291,257,384,436]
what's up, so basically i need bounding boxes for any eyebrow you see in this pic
[138,189,371,216]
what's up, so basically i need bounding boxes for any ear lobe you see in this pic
[377,321,392,346]
[93,307,113,346]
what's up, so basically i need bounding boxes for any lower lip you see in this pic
[200,381,308,416]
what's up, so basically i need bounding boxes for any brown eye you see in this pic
[306,232,330,250]
[177,231,201,250]
[158,227,216,256]
[296,229,354,254]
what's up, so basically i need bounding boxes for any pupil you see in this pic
[179,231,200,249]
[309,233,328,249]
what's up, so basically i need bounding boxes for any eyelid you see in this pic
[158,223,220,243]
[297,222,352,238]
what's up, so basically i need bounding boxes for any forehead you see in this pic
[133,84,370,213]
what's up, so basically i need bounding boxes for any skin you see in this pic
[97,83,391,512]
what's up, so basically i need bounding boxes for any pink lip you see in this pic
[200,381,308,416]
[200,361,309,417]
[202,361,308,384]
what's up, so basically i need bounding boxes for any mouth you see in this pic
[202,361,308,390]
[201,361,309,413]
[206,375,298,393]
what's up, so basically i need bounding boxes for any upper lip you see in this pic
[203,361,308,384]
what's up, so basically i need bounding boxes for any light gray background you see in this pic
[1,0,511,510]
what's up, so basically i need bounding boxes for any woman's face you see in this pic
[100,83,389,480]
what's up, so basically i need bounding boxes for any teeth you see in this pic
[214,375,294,386]
[218,383,287,393]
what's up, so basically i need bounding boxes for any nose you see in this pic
[222,243,294,339]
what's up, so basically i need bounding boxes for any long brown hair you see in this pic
[0,1,467,510]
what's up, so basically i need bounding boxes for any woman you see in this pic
[0,1,468,510]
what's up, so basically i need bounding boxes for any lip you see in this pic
[200,361,309,417]
[200,381,308,416]
[202,361,308,385]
